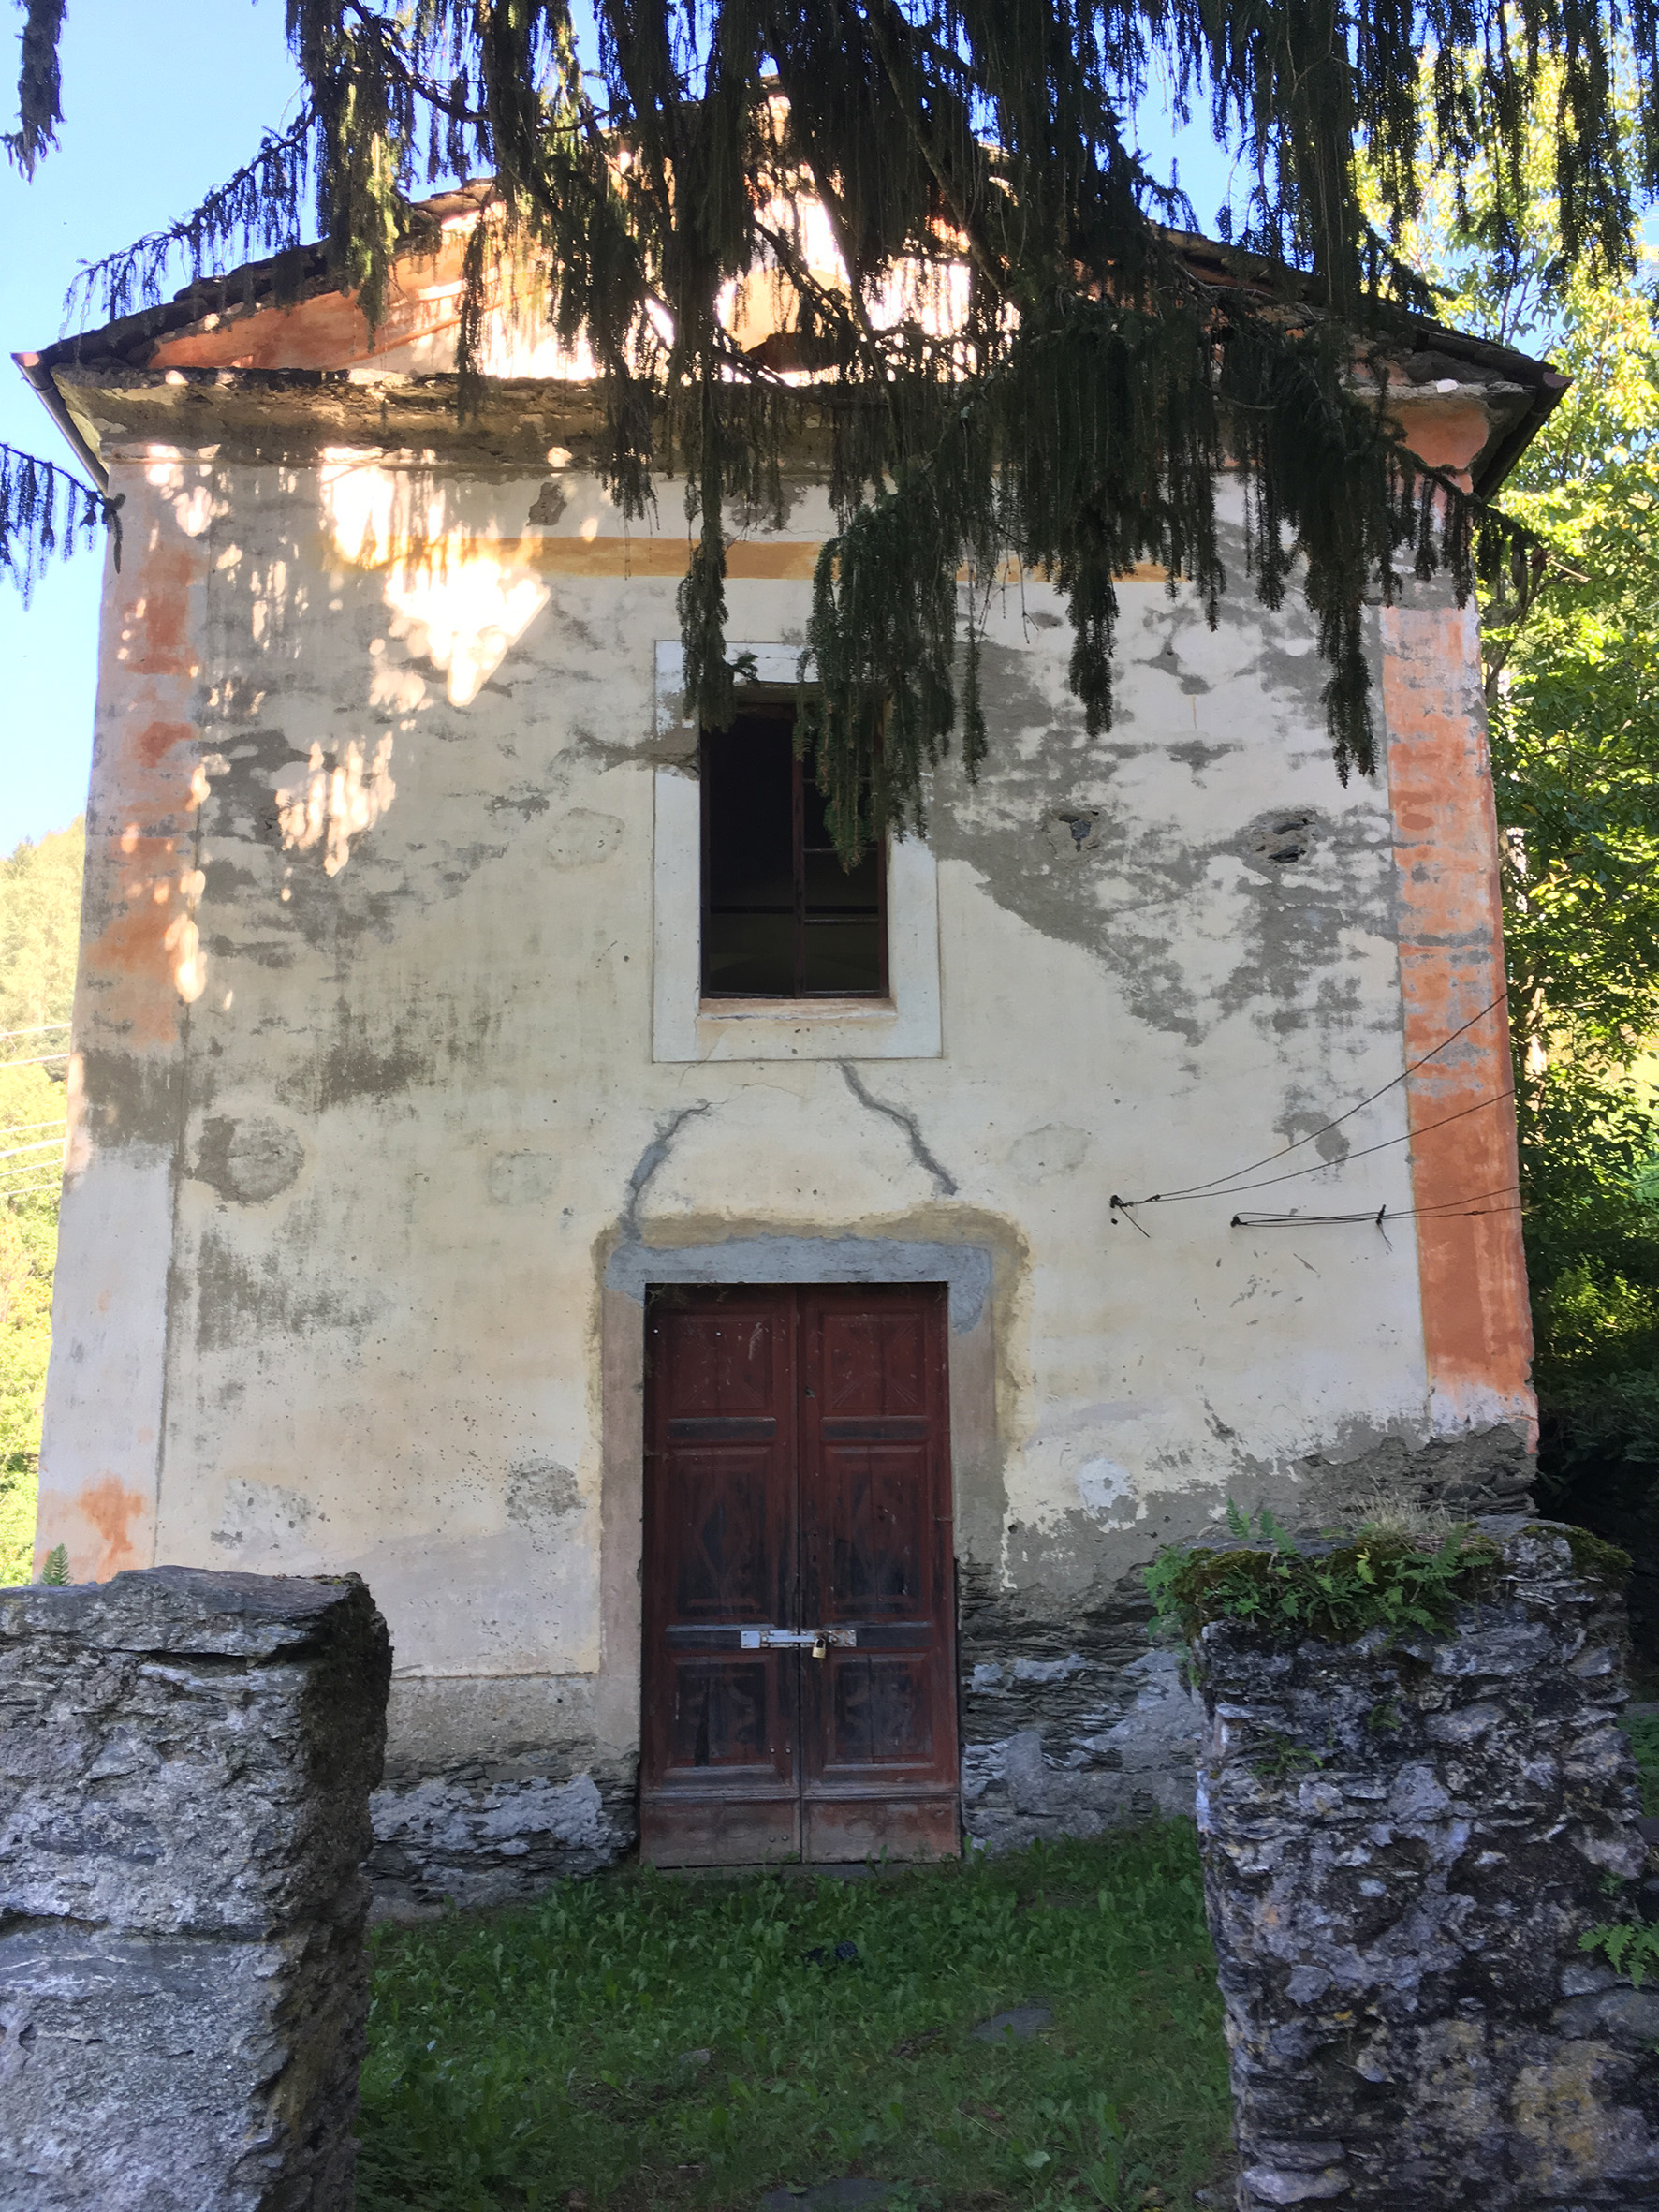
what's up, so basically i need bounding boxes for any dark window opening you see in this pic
[700,708,887,998]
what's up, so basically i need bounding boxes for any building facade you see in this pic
[18,209,1555,1905]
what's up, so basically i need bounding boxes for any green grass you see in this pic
[358,1824,1230,2212]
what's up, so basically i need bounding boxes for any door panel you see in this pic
[641,1292,799,1865]
[816,1443,928,1610]
[669,1446,778,1618]
[800,1290,959,1855]
[803,1793,962,1863]
[641,1284,959,1866]
[830,1655,934,1762]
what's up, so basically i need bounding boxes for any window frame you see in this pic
[697,709,889,1002]
[651,640,941,1065]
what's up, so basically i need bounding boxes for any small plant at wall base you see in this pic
[1144,1506,1505,1648]
[1581,1918,1659,1990]
[1622,1709,1659,1812]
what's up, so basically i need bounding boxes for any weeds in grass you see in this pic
[357,1824,1228,2212]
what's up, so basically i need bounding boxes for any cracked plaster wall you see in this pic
[36,447,1531,1895]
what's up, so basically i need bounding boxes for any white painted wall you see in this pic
[46,451,1440,1772]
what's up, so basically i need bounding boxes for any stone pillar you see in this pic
[1192,1525,1659,2210]
[0,1568,391,2211]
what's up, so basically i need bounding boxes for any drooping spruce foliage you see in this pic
[0,443,112,602]
[8,2,1659,854]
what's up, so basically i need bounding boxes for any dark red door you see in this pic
[641,1285,958,1866]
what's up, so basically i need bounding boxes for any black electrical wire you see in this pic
[1111,1083,1515,1216]
[1110,990,1506,1211]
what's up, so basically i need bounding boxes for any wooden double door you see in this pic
[641,1284,960,1865]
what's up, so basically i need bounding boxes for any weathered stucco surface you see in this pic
[32,328,1534,1885]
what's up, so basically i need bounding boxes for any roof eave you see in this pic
[13,348,110,489]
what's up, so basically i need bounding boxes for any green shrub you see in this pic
[1621,1709,1659,1815]
[1144,1508,1502,1649]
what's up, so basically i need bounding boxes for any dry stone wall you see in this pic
[0,1568,390,2212]
[1192,1523,1659,2211]
[957,1567,1201,1850]
[368,1762,637,1915]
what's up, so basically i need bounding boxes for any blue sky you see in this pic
[1,0,305,850]
[0,5,1231,853]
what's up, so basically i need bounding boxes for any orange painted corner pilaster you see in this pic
[1381,600,1534,1443]
[79,461,214,1055]
[36,456,214,1585]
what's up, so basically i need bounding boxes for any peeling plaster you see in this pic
[39,438,1532,1893]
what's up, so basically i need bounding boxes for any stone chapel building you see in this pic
[17,192,1558,1905]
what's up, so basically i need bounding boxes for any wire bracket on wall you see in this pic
[1109,994,1516,1231]
[1228,1186,1521,1231]
[1229,1207,1390,1229]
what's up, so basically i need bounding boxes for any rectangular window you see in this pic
[700,707,887,998]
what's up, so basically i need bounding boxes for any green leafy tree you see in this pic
[0,818,81,1585]
[1379,76,1659,1589]
[5,0,1654,851]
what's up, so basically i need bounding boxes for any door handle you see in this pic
[737,1626,858,1650]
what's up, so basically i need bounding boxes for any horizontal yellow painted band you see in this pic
[521,536,822,579]
[330,530,1171,585]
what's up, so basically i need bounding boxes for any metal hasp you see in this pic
[739,1626,859,1650]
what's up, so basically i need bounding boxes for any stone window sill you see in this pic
[697,996,898,1022]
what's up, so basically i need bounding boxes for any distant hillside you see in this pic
[1,818,84,1584]
[1,820,83,1032]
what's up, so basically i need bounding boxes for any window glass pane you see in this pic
[701,710,886,998]
[707,717,794,911]
[802,914,884,995]
[802,846,881,912]
[704,911,797,995]
[801,759,883,994]
[703,715,794,995]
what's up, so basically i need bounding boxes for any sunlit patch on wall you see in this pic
[318,457,551,706]
[167,872,208,1002]
[383,556,549,707]
[276,737,397,876]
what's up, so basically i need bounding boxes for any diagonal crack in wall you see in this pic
[838,1062,959,1198]
[623,1101,712,1231]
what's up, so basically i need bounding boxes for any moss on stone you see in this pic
[1561,1526,1633,1585]
[1147,1529,1502,1648]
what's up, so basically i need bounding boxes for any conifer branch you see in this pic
[4,0,65,177]
[63,110,320,330]
[9,0,1647,855]
[0,444,120,603]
